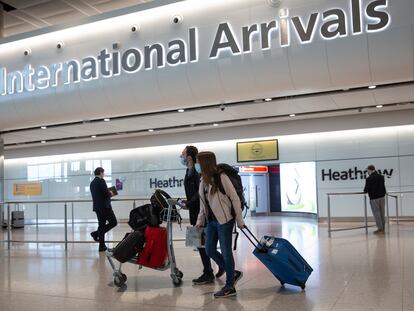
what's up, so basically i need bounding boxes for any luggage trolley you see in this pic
[106,198,183,287]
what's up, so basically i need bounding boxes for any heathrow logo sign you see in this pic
[321,167,394,181]
[0,0,390,96]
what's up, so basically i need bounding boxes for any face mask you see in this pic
[180,156,188,167]
[195,163,202,174]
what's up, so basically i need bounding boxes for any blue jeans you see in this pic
[205,219,235,288]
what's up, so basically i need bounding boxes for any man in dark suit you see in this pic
[180,146,217,285]
[90,167,117,251]
[364,164,387,234]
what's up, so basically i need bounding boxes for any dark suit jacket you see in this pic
[90,176,112,211]
[364,171,386,200]
[184,168,201,226]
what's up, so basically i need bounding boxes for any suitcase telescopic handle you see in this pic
[240,226,266,253]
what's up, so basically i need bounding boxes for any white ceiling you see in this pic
[1,0,155,37]
[3,83,414,146]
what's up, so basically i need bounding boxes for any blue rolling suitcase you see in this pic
[241,227,313,289]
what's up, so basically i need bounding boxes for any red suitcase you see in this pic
[137,226,168,268]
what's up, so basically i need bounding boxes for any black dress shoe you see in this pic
[99,245,107,252]
[234,270,243,286]
[216,268,225,278]
[90,231,99,242]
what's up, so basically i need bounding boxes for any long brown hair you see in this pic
[196,151,218,191]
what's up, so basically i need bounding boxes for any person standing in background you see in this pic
[364,164,387,234]
[90,167,117,251]
[180,146,217,284]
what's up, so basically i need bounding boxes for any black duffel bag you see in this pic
[128,203,161,231]
[112,231,145,263]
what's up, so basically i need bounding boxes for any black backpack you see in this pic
[151,189,182,224]
[215,163,249,217]
[215,164,249,251]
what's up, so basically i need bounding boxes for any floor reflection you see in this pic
[0,216,413,311]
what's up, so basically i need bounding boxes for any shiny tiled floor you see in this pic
[0,217,413,311]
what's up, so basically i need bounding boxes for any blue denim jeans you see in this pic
[205,219,235,288]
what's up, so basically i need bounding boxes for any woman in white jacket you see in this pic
[195,151,245,298]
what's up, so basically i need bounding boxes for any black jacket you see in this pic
[90,176,112,211]
[364,171,386,200]
[184,168,200,226]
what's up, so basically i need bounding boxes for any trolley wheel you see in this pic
[114,272,127,287]
[280,282,285,287]
[172,275,182,286]
[299,283,306,290]
[121,273,127,283]
[174,268,183,279]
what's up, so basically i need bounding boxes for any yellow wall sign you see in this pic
[237,140,279,163]
[13,182,42,196]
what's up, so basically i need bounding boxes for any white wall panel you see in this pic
[368,26,414,83]
[317,157,401,217]
[315,127,399,160]
[278,134,317,163]
[1,0,412,131]
[5,124,414,221]
[326,35,371,87]
[399,156,414,186]
[398,127,414,155]
[288,39,332,91]
[332,92,376,108]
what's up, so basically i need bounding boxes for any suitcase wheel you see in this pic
[294,278,306,290]
[280,281,285,287]
[114,272,127,287]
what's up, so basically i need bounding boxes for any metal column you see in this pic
[0,3,4,38]
[64,203,68,251]
[364,195,368,234]
[0,138,4,230]
[327,195,331,238]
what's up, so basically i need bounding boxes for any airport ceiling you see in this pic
[2,81,414,147]
[1,1,414,147]
[0,0,154,37]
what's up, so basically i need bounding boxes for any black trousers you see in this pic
[198,247,213,274]
[95,208,118,246]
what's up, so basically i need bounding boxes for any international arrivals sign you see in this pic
[0,0,390,96]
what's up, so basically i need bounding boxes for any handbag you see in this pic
[185,226,206,248]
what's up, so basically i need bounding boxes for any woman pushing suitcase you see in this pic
[195,151,245,298]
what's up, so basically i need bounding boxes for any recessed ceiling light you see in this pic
[264,98,272,102]
[178,109,185,113]
[148,129,154,132]
[91,135,97,138]
[104,118,110,122]
[376,105,383,108]
[289,114,296,117]
[368,85,377,89]
[41,126,47,130]
[213,123,219,127]
[41,140,46,144]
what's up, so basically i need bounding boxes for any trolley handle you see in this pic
[240,226,267,253]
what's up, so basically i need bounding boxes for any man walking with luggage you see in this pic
[364,165,387,234]
[180,146,216,285]
[90,167,117,251]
